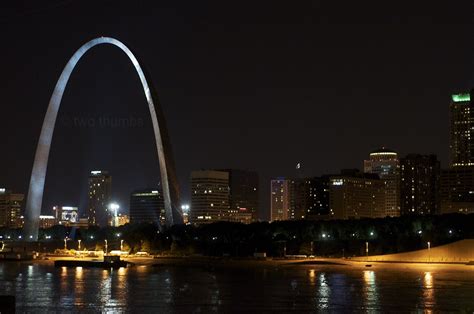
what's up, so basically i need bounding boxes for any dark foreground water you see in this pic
[0,262,473,313]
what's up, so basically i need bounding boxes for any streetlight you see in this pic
[427,241,431,263]
[64,237,68,250]
[104,239,108,255]
[366,241,369,261]
[78,239,82,251]
[120,239,124,251]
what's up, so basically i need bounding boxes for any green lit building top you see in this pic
[452,93,470,103]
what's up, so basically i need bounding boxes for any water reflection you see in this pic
[308,269,316,285]
[0,263,472,312]
[316,272,331,309]
[363,270,379,309]
[74,267,84,307]
[422,272,435,310]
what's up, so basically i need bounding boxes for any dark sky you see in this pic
[1,1,474,220]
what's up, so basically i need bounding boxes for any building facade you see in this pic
[364,148,400,217]
[439,92,474,214]
[306,176,331,220]
[224,169,259,223]
[129,189,165,225]
[440,167,474,214]
[450,92,474,167]
[329,170,386,220]
[87,171,112,227]
[400,154,440,215]
[191,170,230,224]
[270,178,290,221]
[0,189,24,228]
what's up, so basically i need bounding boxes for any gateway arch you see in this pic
[24,37,181,241]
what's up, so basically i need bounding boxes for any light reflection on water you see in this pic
[363,270,379,310]
[423,272,435,311]
[0,263,472,312]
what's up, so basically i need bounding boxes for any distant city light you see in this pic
[322,233,327,238]
[370,232,374,236]
[418,230,422,235]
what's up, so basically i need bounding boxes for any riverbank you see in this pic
[13,255,474,272]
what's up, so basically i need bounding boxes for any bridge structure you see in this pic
[23,37,181,241]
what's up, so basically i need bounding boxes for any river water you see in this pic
[0,262,473,312]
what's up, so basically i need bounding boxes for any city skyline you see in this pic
[2,2,474,312]
[2,1,474,221]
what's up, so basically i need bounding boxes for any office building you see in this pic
[439,91,474,214]
[450,92,474,167]
[87,170,112,227]
[129,189,165,224]
[329,169,386,219]
[440,167,474,214]
[39,215,56,229]
[270,178,290,221]
[289,178,308,220]
[0,189,24,228]
[364,148,400,217]
[400,154,440,215]
[306,176,331,220]
[224,169,259,223]
[191,170,230,224]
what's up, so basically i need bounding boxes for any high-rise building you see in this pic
[271,176,331,222]
[450,92,474,167]
[306,176,331,220]
[129,189,165,224]
[329,169,386,220]
[289,178,308,220]
[400,154,440,215]
[191,170,230,224]
[270,178,290,221]
[440,167,474,214]
[87,170,112,227]
[439,91,474,214]
[224,169,259,223]
[0,189,23,228]
[364,148,400,217]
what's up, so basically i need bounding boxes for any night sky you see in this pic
[1,1,474,220]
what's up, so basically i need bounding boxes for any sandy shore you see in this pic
[20,256,474,272]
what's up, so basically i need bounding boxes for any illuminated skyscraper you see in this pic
[364,148,400,217]
[190,170,230,224]
[439,92,474,214]
[87,171,112,227]
[450,92,474,167]
[270,178,290,221]
[0,188,23,228]
[400,154,440,215]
